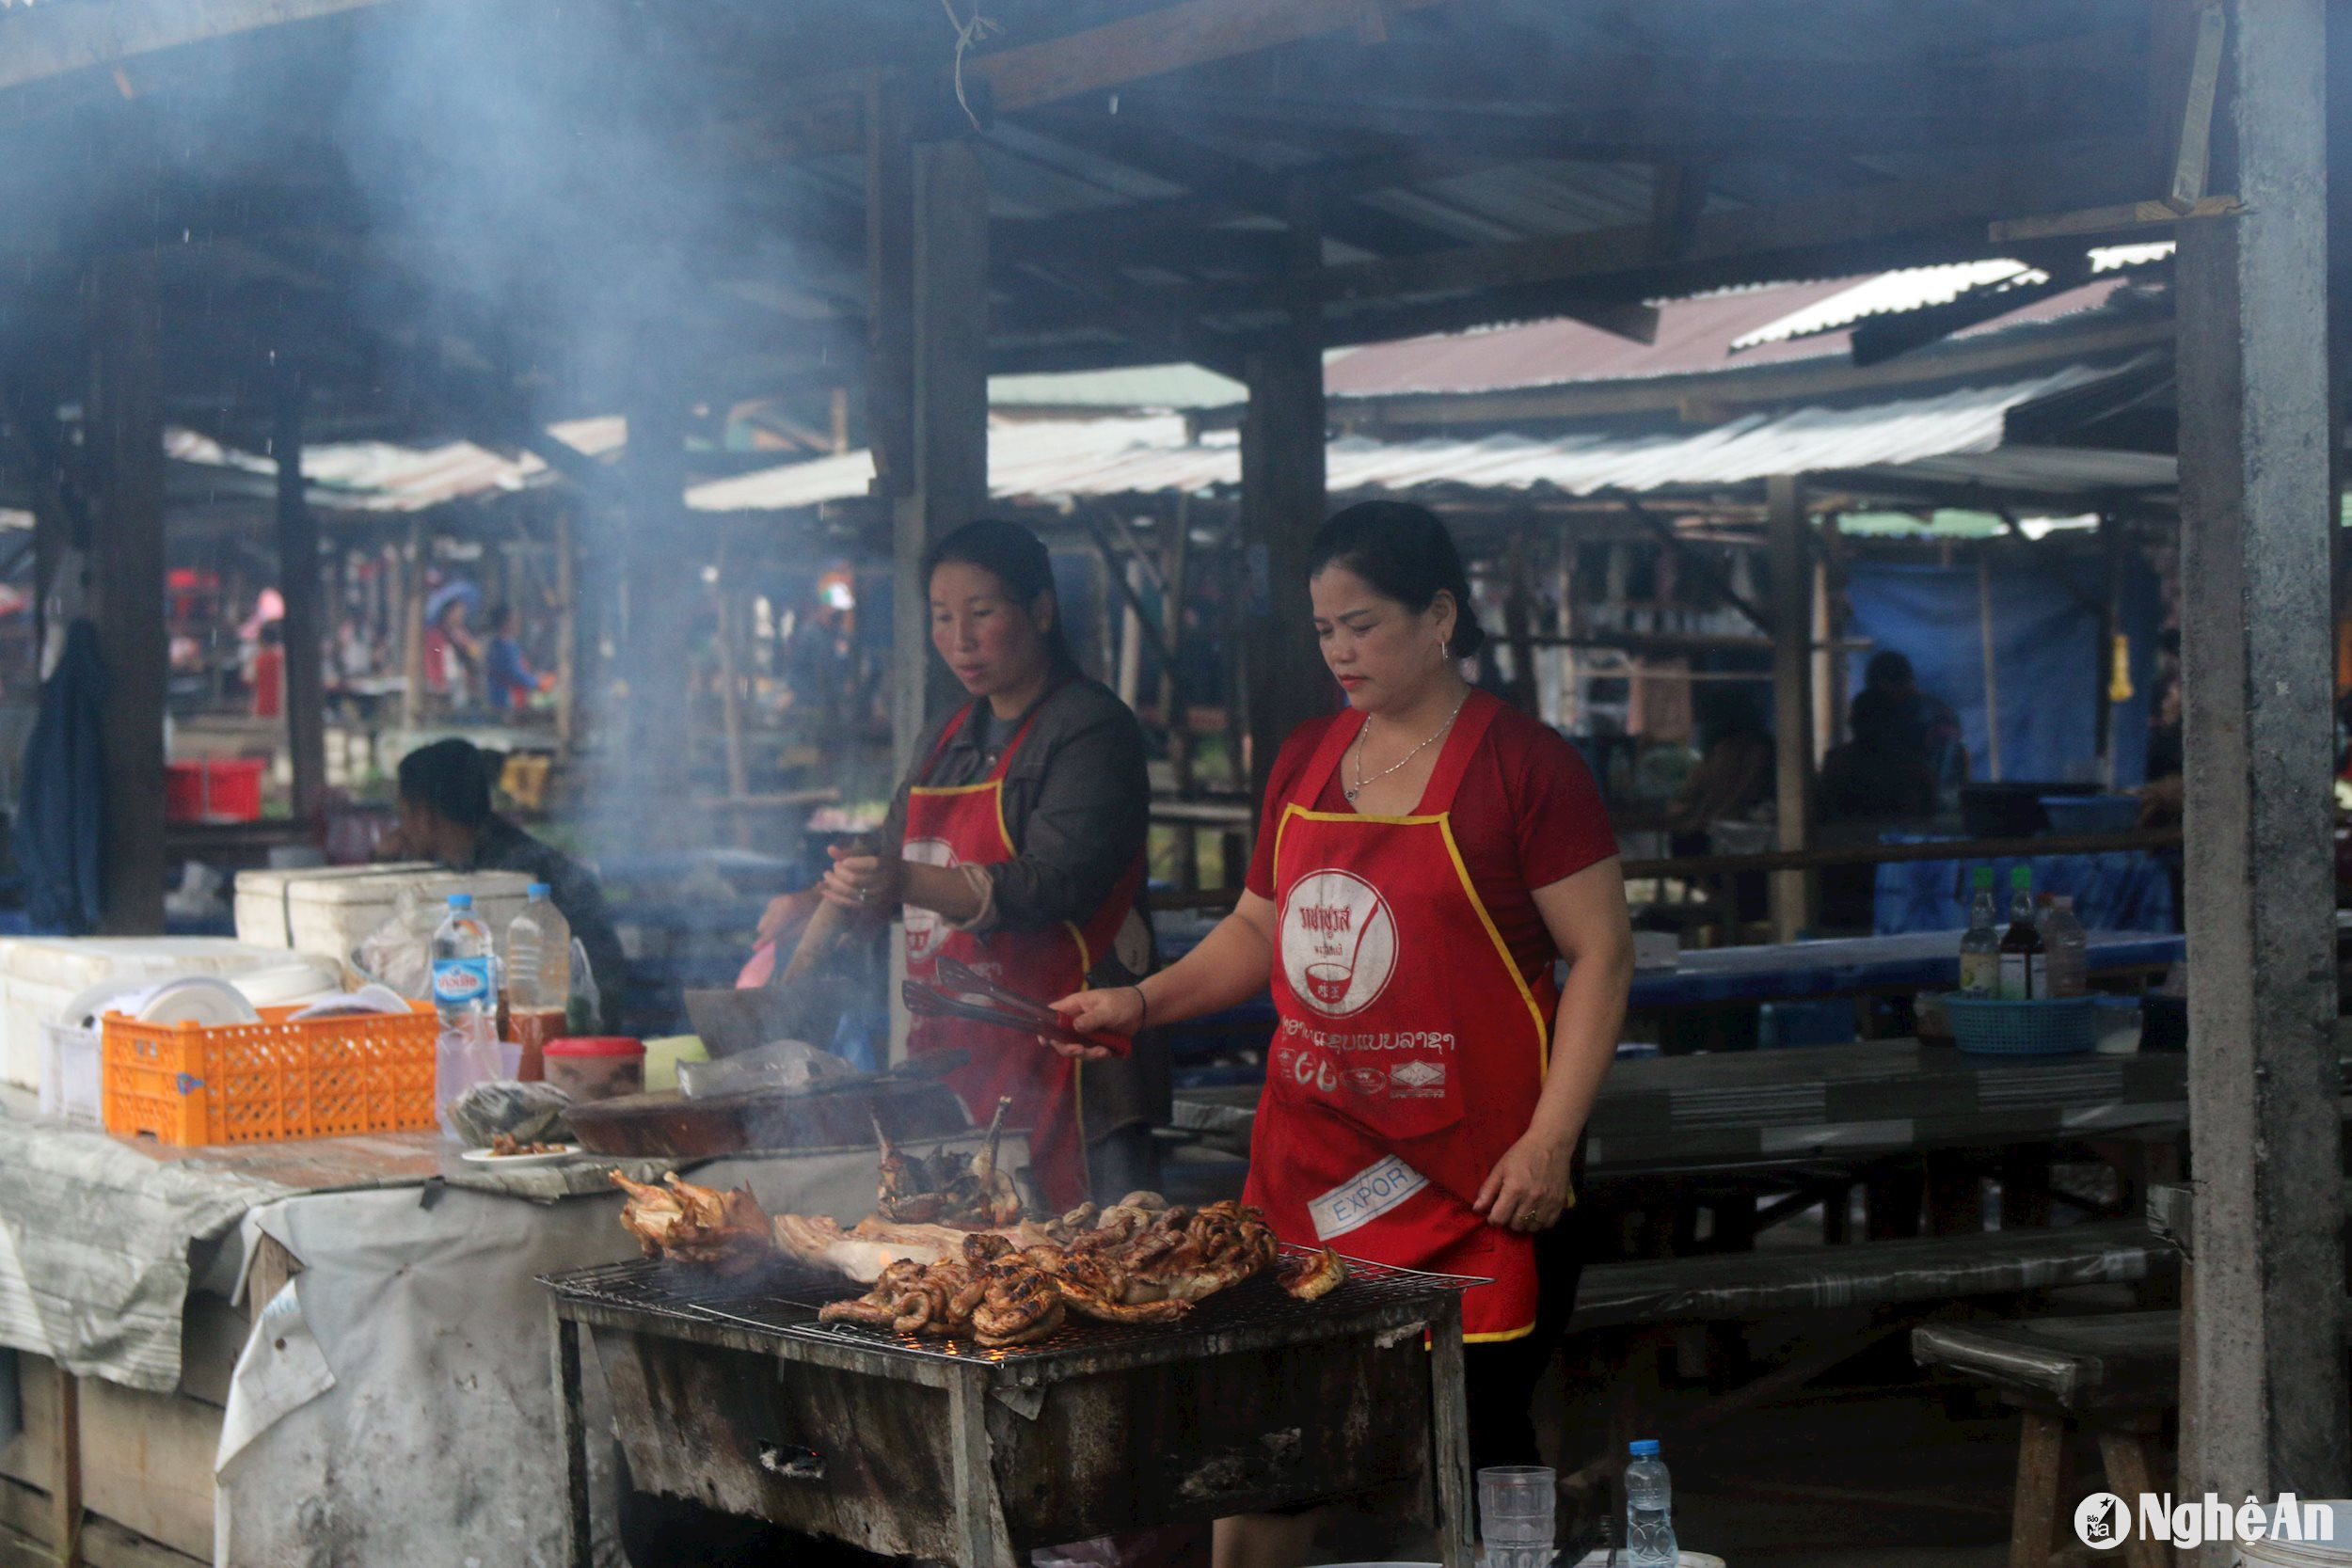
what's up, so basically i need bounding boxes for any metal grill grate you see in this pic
[542,1245,1479,1369]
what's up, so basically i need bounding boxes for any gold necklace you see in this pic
[1345,689,1470,803]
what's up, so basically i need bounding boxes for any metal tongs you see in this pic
[900,957,1133,1056]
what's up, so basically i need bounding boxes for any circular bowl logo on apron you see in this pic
[901,838,960,962]
[1279,868,1398,1018]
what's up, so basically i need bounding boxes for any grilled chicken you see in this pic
[1276,1245,1349,1301]
[873,1099,1025,1229]
[609,1170,775,1275]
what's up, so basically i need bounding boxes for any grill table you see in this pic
[544,1250,1478,1568]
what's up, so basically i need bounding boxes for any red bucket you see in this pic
[165,758,266,823]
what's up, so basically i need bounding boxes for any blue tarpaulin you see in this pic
[1873,846,2174,935]
[1842,558,2162,787]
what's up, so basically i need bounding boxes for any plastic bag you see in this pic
[354,889,442,1000]
[443,1079,576,1149]
[566,935,602,1032]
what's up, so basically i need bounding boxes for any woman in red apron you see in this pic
[1056,501,1630,1566]
[811,519,1153,1212]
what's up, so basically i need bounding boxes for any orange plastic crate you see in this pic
[102,1002,438,1146]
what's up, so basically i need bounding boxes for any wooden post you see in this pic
[275,363,327,824]
[51,1366,80,1568]
[1116,551,1144,709]
[399,522,427,735]
[2094,511,2121,785]
[86,252,167,936]
[1977,552,2005,782]
[1241,181,1329,808]
[1502,525,1539,715]
[712,535,750,847]
[888,131,990,777]
[1766,475,1814,941]
[619,338,695,837]
[554,507,579,753]
[2176,0,2351,1525]
[1818,514,1850,751]
[1809,554,1834,768]
[1163,493,1197,797]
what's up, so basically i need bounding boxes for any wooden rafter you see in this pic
[965,0,1457,114]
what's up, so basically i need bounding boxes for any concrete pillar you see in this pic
[2174,0,2349,1521]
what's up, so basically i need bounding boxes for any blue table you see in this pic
[1629,929,2185,1011]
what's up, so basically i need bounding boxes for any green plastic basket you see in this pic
[1942,994,2099,1056]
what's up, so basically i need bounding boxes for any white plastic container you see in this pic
[234,863,436,947]
[37,1020,101,1127]
[234,865,533,964]
[0,938,341,1090]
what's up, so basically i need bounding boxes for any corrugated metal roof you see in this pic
[164,417,621,514]
[1322,274,2146,400]
[1322,277,1866,397]
[684,367,2157,513]
[1730,244,2173,349]
[1729,261,2037,350]
[990,364,1244,410]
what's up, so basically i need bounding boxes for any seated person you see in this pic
[1661,693,1775,854]
[1816,688,1943,931]
[382,738,626,1030]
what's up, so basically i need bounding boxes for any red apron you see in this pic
[901,700,1141,1212]
[1244,690,1561,1340]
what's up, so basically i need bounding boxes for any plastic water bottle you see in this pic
[2040,895,2088,999]
[432,894,501,1129]
[1624,1439,1678,1567]
[503,883,571,1009]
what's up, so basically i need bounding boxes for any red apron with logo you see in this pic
[1244,690,1561,1340]
[902,702,1141,1212]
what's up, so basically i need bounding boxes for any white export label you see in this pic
[1307,1154,1428,1242]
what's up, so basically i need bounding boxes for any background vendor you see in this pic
[1056,500,1630,1567]
[384,737,627,1031]
[785,518,1158,1211]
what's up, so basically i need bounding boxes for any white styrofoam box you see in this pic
[0,938,340,1090]
[234,866,533,964]
[38,1021,101,1127]
[235,863,435,947]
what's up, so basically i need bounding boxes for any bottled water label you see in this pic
[1626,1505,1677,1567]
[432,956,493,1008]
[1485,1547,1554,1568]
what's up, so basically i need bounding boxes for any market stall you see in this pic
[0,1105,1024,1565]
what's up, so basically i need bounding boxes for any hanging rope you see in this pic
[939,0,1002,131]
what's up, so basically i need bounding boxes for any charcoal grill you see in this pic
[544,1247,1478,1568]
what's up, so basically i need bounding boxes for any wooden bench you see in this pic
[1914,1181,2352,1568]
[1574,1217,2174,1331]
[1558,1219,2178,1496]
[1913,1311,2179,1568]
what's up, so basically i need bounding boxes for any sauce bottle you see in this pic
[1997,866,2044,999]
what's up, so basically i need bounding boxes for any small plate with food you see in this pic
[461,1136,583,1166]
